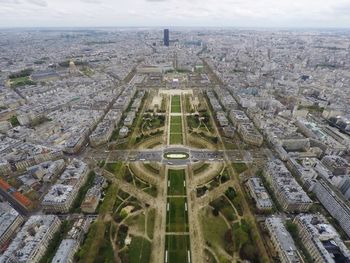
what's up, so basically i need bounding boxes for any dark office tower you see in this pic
[164,29,169,46]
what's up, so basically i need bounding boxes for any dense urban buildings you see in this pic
[0,27,350,263]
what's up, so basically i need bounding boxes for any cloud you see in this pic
[80,0,101,3]
[26,0,47,7]
[0,0,20,4]
[0,0,349,28]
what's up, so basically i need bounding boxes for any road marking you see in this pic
[183,181,186,187]
[167,202,169,211]
[185,202,187,211]
[188,250,191,263]
[165,250,168,263]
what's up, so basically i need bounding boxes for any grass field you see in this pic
[193,163,210,175]
[105,162,123,176]
[168,169,186,196]
[165,235,191,263]
[166,197,189,232]
[10,76,35,87]
[170,133,183,144]
[128,236,152,263]
[171,95,181,113]
[200,207,230,261]
[170,123,182,133]
[170,116,182,133]
[170,116,183,144]
[232,162,248,174]
[147,209,156,239]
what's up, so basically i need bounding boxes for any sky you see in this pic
[0,0,350,28]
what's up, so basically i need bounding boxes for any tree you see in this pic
[224,229,234,254]
[233,227,249,249]
[285,221,298,236]
[9,115,19,126]
[225,187,236,200]
[240,243,258,261]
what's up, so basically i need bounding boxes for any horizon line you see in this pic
[0,25,350,31]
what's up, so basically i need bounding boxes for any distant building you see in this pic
[164,29,169,47]
[0,121,12,133]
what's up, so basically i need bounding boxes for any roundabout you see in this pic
[164,152,189,160]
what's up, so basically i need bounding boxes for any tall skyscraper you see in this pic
[164,29,169,47]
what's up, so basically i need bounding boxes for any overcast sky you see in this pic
[0,0,349,28]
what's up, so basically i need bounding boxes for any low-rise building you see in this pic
[216,111,229,127]
[51,239,79,263]
[229,110,250,127]
[80,187,100,213]
[263,160,312,212]
[246,177,273,211]
[265,216,301,263]
[238,122,264,146]
[0,202,24,248]
[0,121,12,133]
[313,179,350,237]
[119,126,129,138]
[42,159,88,213]
[124,111,136,127]
[1,215,61,263]
[321,155,349,176]
[294,214,350,262]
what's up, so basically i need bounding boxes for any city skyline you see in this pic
[0,0,350,28]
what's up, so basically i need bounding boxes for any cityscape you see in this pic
[0,5,350,263]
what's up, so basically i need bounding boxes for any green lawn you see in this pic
[232,163,248,174]
[147,209,156,239]
[168,169,186,196]
[193,163,210,175]
[128,236,152,263]
[166,197,188,232]
[143,163,160,174]
[170,116,182,130]
[10,76,36,87]
[77,220,106,263]
[171,95,181,113]
[200,207,230,261]
[165,235,191,263]
[170,116,183,144]
[170,123,182,133]
[170,133,183,144]
[125,213,146,234]
[105,162,123,175]
[171,116,182,123]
